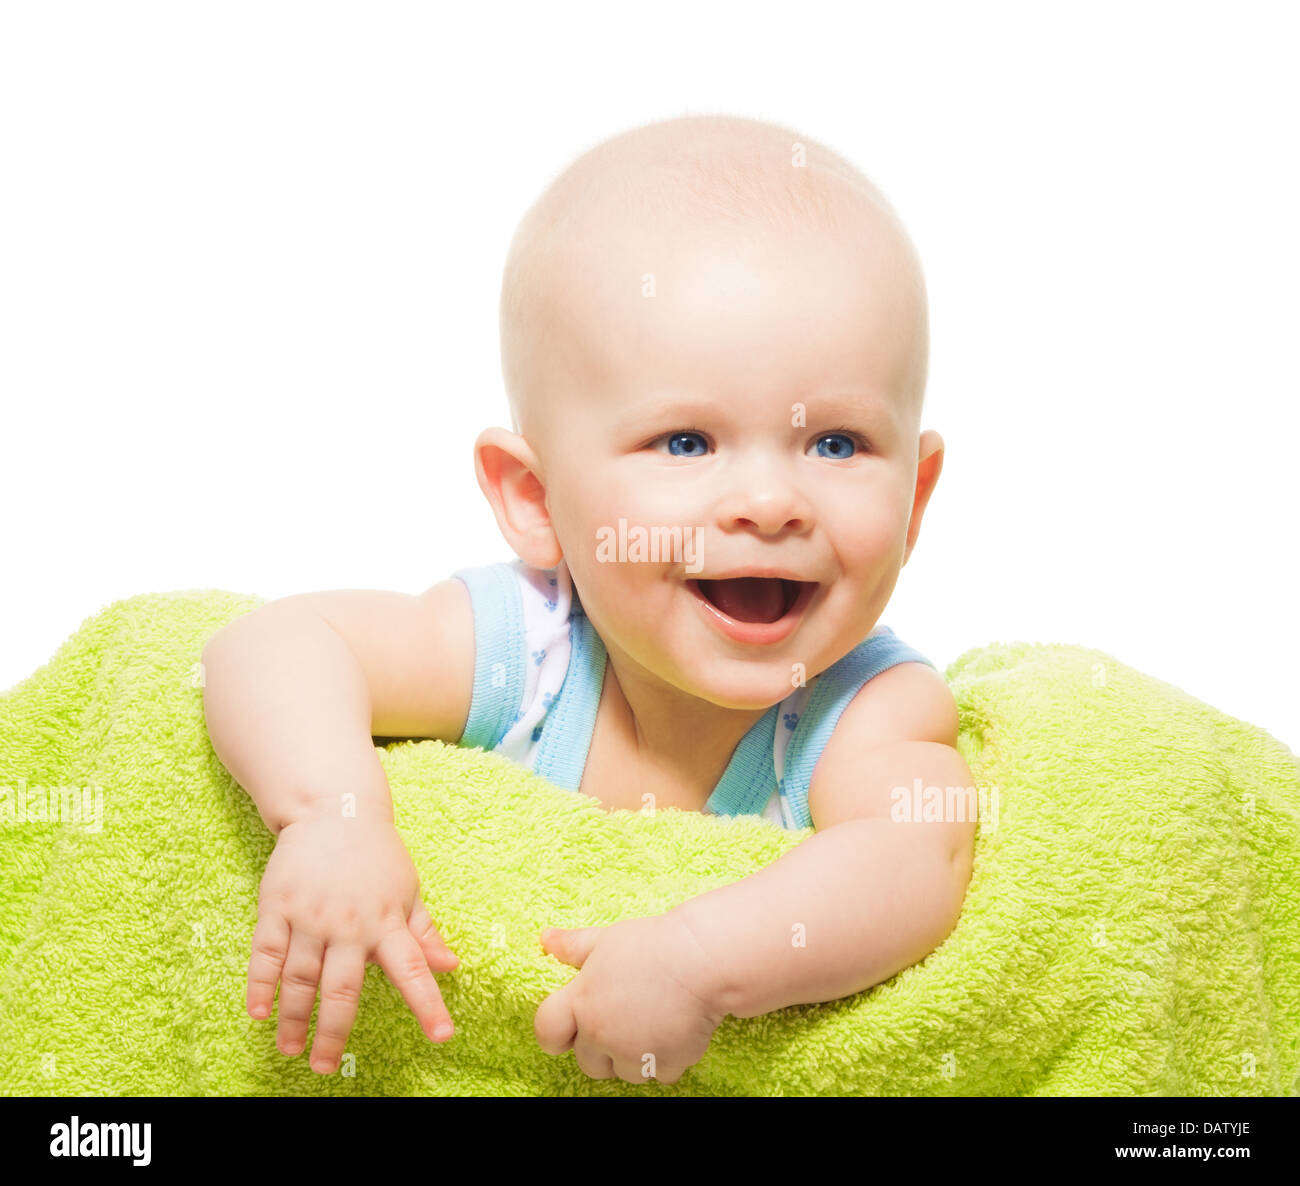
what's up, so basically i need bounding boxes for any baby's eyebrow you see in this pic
[618,398,724,432]
[800,390,899,424]
[620,391,895,429]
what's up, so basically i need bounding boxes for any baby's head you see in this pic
[476,113,943,710]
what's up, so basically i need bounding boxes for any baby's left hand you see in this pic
[535,912,726,1086]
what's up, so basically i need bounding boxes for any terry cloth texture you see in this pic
[0,590,1297,1096]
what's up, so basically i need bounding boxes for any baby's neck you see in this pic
[600,652,770,805]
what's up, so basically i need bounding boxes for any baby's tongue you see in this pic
[701,578,786,624]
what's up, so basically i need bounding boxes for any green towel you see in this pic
[1,590,1297,1096]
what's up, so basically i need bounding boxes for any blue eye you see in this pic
[661,431,709,457]
[811,432,860,459]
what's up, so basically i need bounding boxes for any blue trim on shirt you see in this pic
[705,708,779,819]
[534,603,607,792]
[448,561,939,834]
[781,627,938,830]
[450,563,527,751]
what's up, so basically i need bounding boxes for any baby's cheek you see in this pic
[835,503,901,564]
[613,479,693,529]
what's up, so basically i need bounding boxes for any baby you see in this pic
[201,112,977,1087]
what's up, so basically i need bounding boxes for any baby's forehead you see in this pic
[529,118,907,274]
[546,152,923,349]
[506,121,928,442]
[573,165,895,267]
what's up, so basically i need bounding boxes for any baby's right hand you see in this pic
[246,810,460,1074]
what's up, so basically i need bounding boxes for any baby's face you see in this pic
[530,214,936,710]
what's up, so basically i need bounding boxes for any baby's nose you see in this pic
[721,479,810,535]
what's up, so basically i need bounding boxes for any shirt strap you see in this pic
[705,708,780,819]
[450,563,527,750]
[781,628,938,830]
[533,600,607,792]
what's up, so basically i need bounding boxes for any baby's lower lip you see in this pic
[684,578,818,646]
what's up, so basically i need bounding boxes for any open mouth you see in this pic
[688,577,816,624]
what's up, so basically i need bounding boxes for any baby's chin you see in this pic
[613,623,792,709]
[661,653,809,712]
[659,618,879,710]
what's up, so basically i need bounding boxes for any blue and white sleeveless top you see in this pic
[450,558,937,831]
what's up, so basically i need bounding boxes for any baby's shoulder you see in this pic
[805,659,960,829]
[829,657,958,753]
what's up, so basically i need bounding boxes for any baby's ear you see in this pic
[473,426,562,568]
[902,430,944,565]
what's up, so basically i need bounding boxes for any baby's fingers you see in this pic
[375,929,455,1043]
[275,930,324,1056]
[407,897,459,971]
[308,944,364,1074]
[247,911,290,1021]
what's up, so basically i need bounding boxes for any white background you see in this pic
[2,1,1296,751]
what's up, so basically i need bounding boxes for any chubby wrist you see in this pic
[663,899,742,1020]
[278,769,396,833]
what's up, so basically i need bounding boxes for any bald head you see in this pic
[499,113,929,454]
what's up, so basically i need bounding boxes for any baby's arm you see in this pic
[669,663,976,1019]
[200,582,475,1072]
